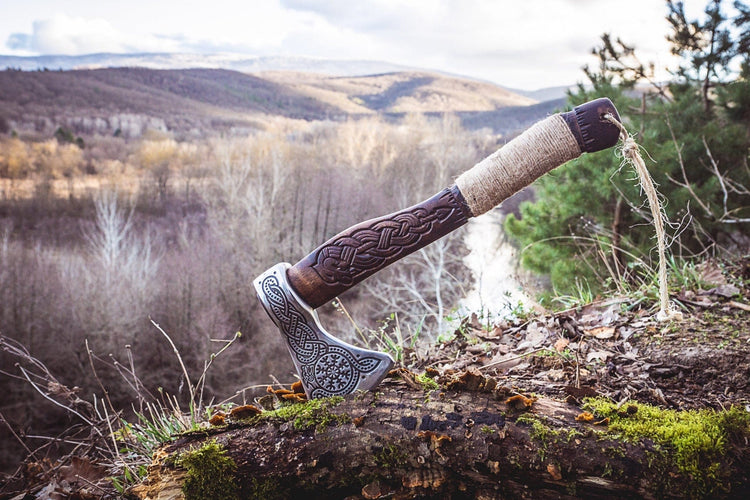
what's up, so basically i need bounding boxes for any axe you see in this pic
[254,98,621,399]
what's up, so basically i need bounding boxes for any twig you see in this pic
[85,339,116,417]
[73,474,109,493]
[702,138,750,224]
[269,374,285,389]
[125,344,143,414]
[194,331,242,412]
[665,117,750,224]
[23,435,90,446]
[333,298,369,348]
[217,384,278,406]
[150,318,195,410]
[101,398,122,465]
[17,365,100,432]
[728,300,750,312]
[665,115,713,216]
[107,354,155,401]
[0,410,37,460]
[703,136,729,217]
[478,347,547,371]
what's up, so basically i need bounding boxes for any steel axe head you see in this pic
[254,263,394,399]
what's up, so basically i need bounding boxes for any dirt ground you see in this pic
[418,260,750,413]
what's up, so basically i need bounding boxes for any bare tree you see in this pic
[360,114,484,340]
[58,190,160,347]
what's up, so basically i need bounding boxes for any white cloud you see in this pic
[6,33,32,51]
[275,0,678,88]
[280,0,425,31]
[0,0,719,89]
[12,14,183,55]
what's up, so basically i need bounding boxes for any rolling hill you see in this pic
[259,71,535,114]
[0,65,561,139]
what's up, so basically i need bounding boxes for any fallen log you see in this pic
[132,370,750,500]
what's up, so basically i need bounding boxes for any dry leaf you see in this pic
[696,261,726,286]
[586,350,611,363]
[710,284,740,298]
[546,368,566,381]
[505,394,536,409]
[586,326,615,339]
[547,463,563,481]
[554,338,569,352]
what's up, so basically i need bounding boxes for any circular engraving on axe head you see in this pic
[254,263,394,398]
[314,350,356,395]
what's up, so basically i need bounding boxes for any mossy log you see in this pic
[132,371,750,500]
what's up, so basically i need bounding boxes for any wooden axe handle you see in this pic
[287,98,620,308]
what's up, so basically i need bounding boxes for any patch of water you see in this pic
[459,209,536,322]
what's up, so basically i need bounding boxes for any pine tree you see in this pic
[505,0,750,301]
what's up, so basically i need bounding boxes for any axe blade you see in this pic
[254,263,394,399]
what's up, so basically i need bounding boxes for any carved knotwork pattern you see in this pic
[311,189,467,285]
[260,274,383,398]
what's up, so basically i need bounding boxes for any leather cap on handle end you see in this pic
[561,97,621,154]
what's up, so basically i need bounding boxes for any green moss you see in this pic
[373,444,409,468]
[257,396,349,432]
[415,371,439,391]
[516,414,558,442]
[584,398,750,498]
[176,440,239,500]
[531,419,561,461]
[513,413,537,426]
[514,414,560,461]
[604,443,627,459]
[480,425,495,435]
[530,419,558,444]
[563,428,584,443]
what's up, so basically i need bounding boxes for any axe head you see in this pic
[254,263,394,399]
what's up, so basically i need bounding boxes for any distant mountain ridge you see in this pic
[0,62,568,139]
[0,52,571,99]
[0,53,418,78]
[259,70,535,115]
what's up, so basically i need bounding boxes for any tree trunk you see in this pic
[132,371,749,500]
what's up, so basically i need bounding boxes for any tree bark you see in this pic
[132,371,749,500]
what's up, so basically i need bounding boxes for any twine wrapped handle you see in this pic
[456,98,621,216]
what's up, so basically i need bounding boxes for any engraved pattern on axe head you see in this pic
[255,266,393,398]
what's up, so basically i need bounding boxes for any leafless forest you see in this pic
[0,113,495,471]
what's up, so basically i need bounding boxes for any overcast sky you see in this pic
[0,0,714,90]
